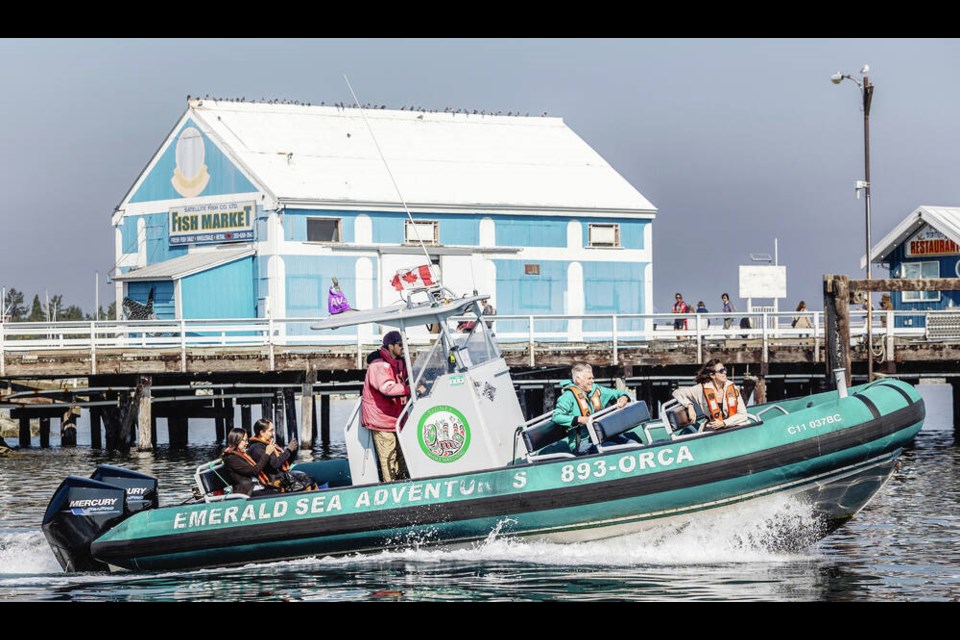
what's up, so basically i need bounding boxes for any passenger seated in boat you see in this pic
[247,418,317,492]
[671,359,749,430]
[221,428,278,496]
[552,363,631,455]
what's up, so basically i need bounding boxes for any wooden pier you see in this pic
[3,275,959,449]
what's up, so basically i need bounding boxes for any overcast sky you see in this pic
[1,38,957,316]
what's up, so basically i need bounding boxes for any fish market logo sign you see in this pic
[418,405,470,463]
[169,201,255,246]
[171,126,210,197]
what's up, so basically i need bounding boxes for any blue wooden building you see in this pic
[112,98,656,339]
[868,205,960,327]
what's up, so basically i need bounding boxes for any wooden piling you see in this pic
[241,403,252,435]
[261,395,275,439]
[951,379,960,436]
[137,375,153,451]
[824,274,851,388]
[300,370,316,448]
[283,389,297,445]
[103,406,121,450]
[271,392,285,446]
[118,389,137,449]
[224,397,234,431]
[168,415,189,448]
[90,406,102,448]
[214,394,225,444]
[60,414,77,447]
[18,417,30,447]
[320,394,330,446]
[39,416,50,448]
[543,383,557,414]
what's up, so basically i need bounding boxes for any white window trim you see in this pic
[405,220,440,245]
[306,217,342,243]
[588,223,621,248]
[901,260,941,302]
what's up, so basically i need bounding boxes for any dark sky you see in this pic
[1,38,958,316]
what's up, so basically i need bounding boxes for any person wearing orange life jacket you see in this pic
[671,359,749,430]
[220,427,279,496]
[552,363,631,455]
[247,418,316,492]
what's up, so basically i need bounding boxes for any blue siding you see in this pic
[181,258,255,319]
[495,216,568,248]
[129,119,258,203]
[144,212,188,265]
[493,260,566,333]
[582,262,646,332]
[127,281,175,320]
[284,209,356,243]
[121,217,138,253]
[581,218,647,250]
[364,212,476,245]
[283,255,366,337]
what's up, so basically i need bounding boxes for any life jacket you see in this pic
[248,435,291,489]
[566,385,603,416]
[702,383,739,421]
[222,448,273,487]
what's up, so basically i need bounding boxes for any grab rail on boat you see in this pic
[754,404,789,419]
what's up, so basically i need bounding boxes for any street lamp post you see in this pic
[832,66,875,382]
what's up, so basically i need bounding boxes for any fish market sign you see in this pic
[169,201,255,246]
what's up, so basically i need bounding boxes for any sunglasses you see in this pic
[712,367,727,374]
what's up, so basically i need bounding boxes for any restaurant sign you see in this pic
[906,225,959,257]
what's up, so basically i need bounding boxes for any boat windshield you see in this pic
[410,316,501,396]
[455,320,500,368]
[411,340,448,397]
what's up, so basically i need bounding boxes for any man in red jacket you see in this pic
[361,330,420,482]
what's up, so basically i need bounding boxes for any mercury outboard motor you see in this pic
[91,465,159,513]
[42,466,158,572]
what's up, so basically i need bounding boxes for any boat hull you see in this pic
[81,380,922,571]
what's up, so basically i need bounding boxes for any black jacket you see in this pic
[246,437,296,486]
[221,449,271,495]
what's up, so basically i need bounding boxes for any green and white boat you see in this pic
[42,281,924,572]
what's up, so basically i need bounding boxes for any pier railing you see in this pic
[1,308,945,373]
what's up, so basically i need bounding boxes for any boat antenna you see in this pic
[343,75,438,287]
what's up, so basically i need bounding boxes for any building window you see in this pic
[588,223,620,247]
[901,261,940,302]
[405,220,439,245]
[525,264,540,276]
[307,217,341,243]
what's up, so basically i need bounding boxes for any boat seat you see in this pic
[193,460,248,502]
[520,420,573,459]
[589,401,650,443]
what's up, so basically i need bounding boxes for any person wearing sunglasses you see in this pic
[671,359,748,430]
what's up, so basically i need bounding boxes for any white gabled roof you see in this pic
[188,99,656,216]
[864,206,960,268]
[112,246,254,281]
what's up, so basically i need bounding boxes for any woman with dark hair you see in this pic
[220,427,277,495]
[247,418,316,492]
[671,359,749,430]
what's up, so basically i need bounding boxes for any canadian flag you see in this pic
[391,265,437,291]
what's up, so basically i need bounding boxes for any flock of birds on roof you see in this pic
[187,95,547,117]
